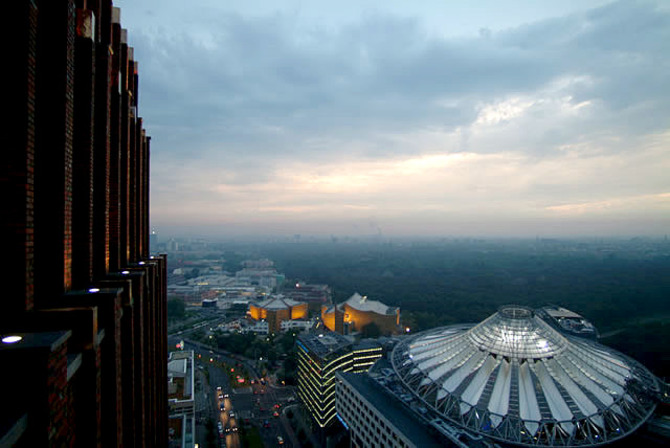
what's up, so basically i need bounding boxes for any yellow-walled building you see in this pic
[248,295,308,333]
[321,293,400,335]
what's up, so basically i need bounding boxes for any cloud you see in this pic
[123,0,670,236]
[545,193,670,215]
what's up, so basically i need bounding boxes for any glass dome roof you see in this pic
[391,306,660,447]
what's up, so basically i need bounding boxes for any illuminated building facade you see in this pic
[249,295,308,333]
[296,332,382,428]
[1,2,167,446]
[322,293,400,336]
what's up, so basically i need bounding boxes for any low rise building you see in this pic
[322,293,400,335]
[280,319,314,332]
[249,295,308,333]
[168,350,196,447]
[536,305,599,340]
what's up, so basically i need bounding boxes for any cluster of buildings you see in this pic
[167,259,283,307]
[2,2,167,446]
[296,305,668,448]
[244,291,403,337]
[6,3,666,448]
[235,259,286,289]
[171,254,406,339]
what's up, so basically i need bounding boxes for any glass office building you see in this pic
[297,332,382,427]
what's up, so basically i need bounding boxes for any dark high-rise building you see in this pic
[1,1,167,447]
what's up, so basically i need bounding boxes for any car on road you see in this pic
[229,411,235,418]
[277,435,284,445]
[220,403,225,411]
[263,420,270,428]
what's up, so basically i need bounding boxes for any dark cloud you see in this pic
[127,1,670,235]
[134,0,668,163]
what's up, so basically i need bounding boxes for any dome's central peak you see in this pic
[467,304,567,359]
[498,304,534,319]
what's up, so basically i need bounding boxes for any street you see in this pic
[169,335,296,447]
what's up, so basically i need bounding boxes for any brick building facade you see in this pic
[1,1,167,446]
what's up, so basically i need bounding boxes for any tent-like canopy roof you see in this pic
[391,305,660,447]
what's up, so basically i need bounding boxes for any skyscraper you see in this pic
[1,1,167,446]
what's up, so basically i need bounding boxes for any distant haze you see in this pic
[118,0,670,238]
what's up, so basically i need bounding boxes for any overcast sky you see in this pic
[117,0,669,238]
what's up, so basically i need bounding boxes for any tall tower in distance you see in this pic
[1,1,167,447]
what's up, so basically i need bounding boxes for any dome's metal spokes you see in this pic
[391,305,660,447]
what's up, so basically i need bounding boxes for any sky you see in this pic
[117,0,670,238]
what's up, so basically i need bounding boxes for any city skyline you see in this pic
[119,0,669,238]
